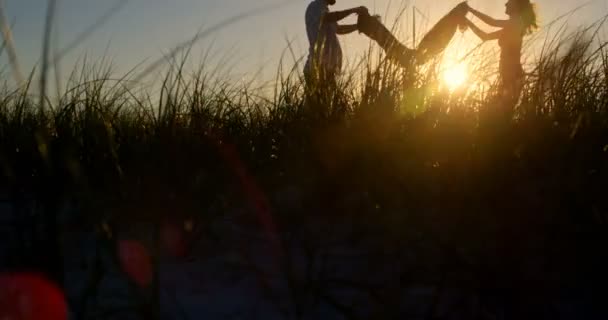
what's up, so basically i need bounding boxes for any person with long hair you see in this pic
[465,0,538,112]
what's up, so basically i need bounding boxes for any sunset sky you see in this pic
[2,0,607,86]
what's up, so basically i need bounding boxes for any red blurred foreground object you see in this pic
[118,240,153,287]
[161,222,188,258]
[0,273,68,320]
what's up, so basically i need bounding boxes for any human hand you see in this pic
[456,1,470,12]
[354,6,369,16]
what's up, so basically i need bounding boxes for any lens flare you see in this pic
[0,273,68,320]
[118,240,153,287]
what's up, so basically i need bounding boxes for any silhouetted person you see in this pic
[304,0,367,90]
[465,0,538,114]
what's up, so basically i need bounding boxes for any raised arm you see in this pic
[324,6,367,23]
[466,19,500,42]
[469,7,509,28]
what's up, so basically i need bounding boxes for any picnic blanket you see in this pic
[357,2,468,67]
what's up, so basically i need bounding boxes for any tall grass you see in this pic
[0,17,606,238]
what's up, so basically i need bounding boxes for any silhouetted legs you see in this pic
[303,62,346,121]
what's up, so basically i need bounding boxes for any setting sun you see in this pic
[442,63,468,91]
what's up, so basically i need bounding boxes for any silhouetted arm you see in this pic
[324,6,367,23]
[469,7,509,28]
[337,24,358,35]
[466,19,500,41]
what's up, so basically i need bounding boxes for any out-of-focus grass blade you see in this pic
[0,0,23,86]
[40,0,57,112]
[131,0,299,85]
[53,0,130,65]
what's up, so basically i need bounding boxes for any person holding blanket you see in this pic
[304,0,368,89]
[464,0,538,109]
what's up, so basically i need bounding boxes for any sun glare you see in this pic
[442,63,468,91]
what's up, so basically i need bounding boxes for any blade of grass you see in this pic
[0,0,23,86]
